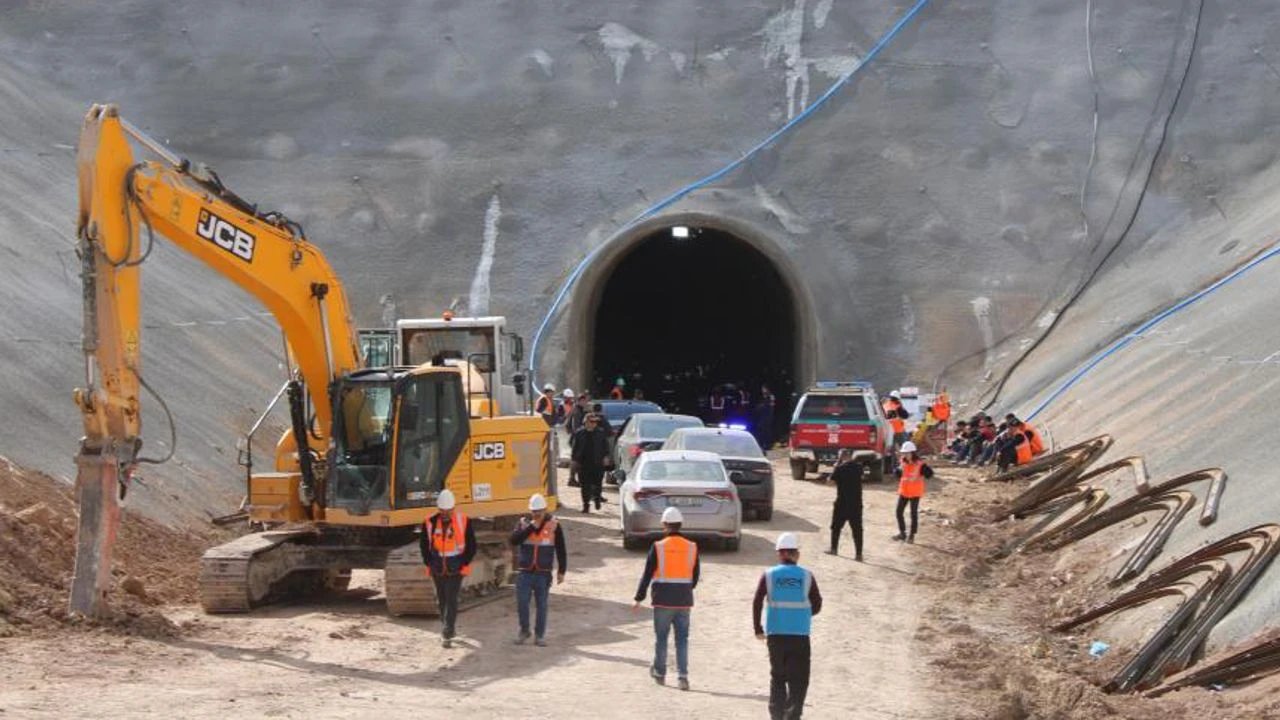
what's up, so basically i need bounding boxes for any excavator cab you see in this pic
[329,368,469,514]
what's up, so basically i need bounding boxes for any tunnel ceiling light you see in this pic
[671,226,691,239]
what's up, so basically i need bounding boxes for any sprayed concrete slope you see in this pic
[2,0,1280,648]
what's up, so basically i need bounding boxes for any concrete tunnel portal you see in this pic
[570,219,816,440]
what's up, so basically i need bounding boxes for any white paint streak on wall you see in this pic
[813,0,834,29]
[468,194,502,317]
[599,22,661,84]
[971,296,995,369]
[530,49,554,78]
[754,184,811,234]
[669,50,688,74]
[761,0,861,119]
[901,293,917,346]
[1036,310,1058,329]
[761,0,809,120]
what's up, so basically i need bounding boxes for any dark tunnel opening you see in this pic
[590,226,797,445]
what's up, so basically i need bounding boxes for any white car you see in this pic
[617,449,742,551]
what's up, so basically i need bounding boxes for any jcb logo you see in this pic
[473,442,506,461]
[196,209,256,262]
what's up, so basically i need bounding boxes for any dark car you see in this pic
[595,400,664,440]
[609,412,705,483]
[662,427,774,521]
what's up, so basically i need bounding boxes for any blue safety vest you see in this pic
[764,564,813,636]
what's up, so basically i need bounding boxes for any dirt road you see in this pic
[1,458,956,719]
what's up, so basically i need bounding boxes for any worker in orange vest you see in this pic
[892,442,935,544]
[931,390,951,432]
[419,489,477,648]
[1021,421,1045,456]
[535,383,558,426]
[883,392,908,441]
[509,493,567,647]
[610,377,626,400]
[633,507,700,691]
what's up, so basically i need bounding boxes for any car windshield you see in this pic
[797,395,870,421]
[600,401,662,424]
[639,460,726,484]
[637,416,702,440]
[679,433,764,458]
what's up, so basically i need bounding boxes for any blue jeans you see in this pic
[516,571,552,638]
[652,607,690,678]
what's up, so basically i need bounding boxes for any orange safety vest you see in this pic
[653,535,698,584]
[429,512,472,576]
[610,387,624,400]
[933,394,951,422]
[535,395,555,416]
[1015,436,1033,465]
[517,517,558,572]
[884,399,905,434]
[899,460,925,499]
[1025,426,1044,455]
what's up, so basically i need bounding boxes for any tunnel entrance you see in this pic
[587,225,800,443]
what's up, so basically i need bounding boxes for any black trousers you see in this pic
[895,496,920,537]
[433,574,463,638]
[579,466,605,508]
[830,504,863,556]
[767,635,811,720]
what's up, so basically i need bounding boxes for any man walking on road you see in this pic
[755,532,823,720]
[419,489,476,648]
[633,507,700,691]
[826,449,864,560]
[571,412,612,513]
[509,493,567,647]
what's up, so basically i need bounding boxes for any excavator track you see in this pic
[384,530,511,616]
[199,530,315,613]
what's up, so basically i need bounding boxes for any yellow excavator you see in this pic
[70,104,556,617]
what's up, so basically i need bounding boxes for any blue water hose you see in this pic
[1024,241,1280,421]
[529,0,936,387]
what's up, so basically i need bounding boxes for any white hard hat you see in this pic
[437,489,456,510]
[775,532,800,551]
[543,383,556,392]
[562,388,575,398]
[890,390,901,399]
[900,441,917,453]
[661,507,684,524]
[529,493,548,511]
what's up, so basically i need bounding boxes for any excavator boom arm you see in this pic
[70,104,361,615]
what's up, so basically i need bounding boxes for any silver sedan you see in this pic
[617,449,742,551]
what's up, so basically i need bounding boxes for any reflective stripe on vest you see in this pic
[764,564,813,636]
[518,518,558,571]
[899,461,925,498]
[654,536,697,585]
[710,395,725,410]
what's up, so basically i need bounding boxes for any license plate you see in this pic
[669,496,702,507]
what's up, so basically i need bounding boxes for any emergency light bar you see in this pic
[812,381,873,389]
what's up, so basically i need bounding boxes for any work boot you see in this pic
[649,666,665,686]
[891,533,906,542]
[594,496,603,510]
[678,677,690,691]
[582,504,590,514]
[907,534,915,545]
[855,553,864,562]
[823,548,837,556]
[515,631,530,645]
[534,637,547,647]
[442,638,452,649]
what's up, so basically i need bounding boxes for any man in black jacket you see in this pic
[571,413,612,512]
[418,489,477,647]
[825,450,864,560]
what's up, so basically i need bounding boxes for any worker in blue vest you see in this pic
[753,532,823,720]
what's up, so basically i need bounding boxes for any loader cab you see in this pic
[328,367,470,514]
